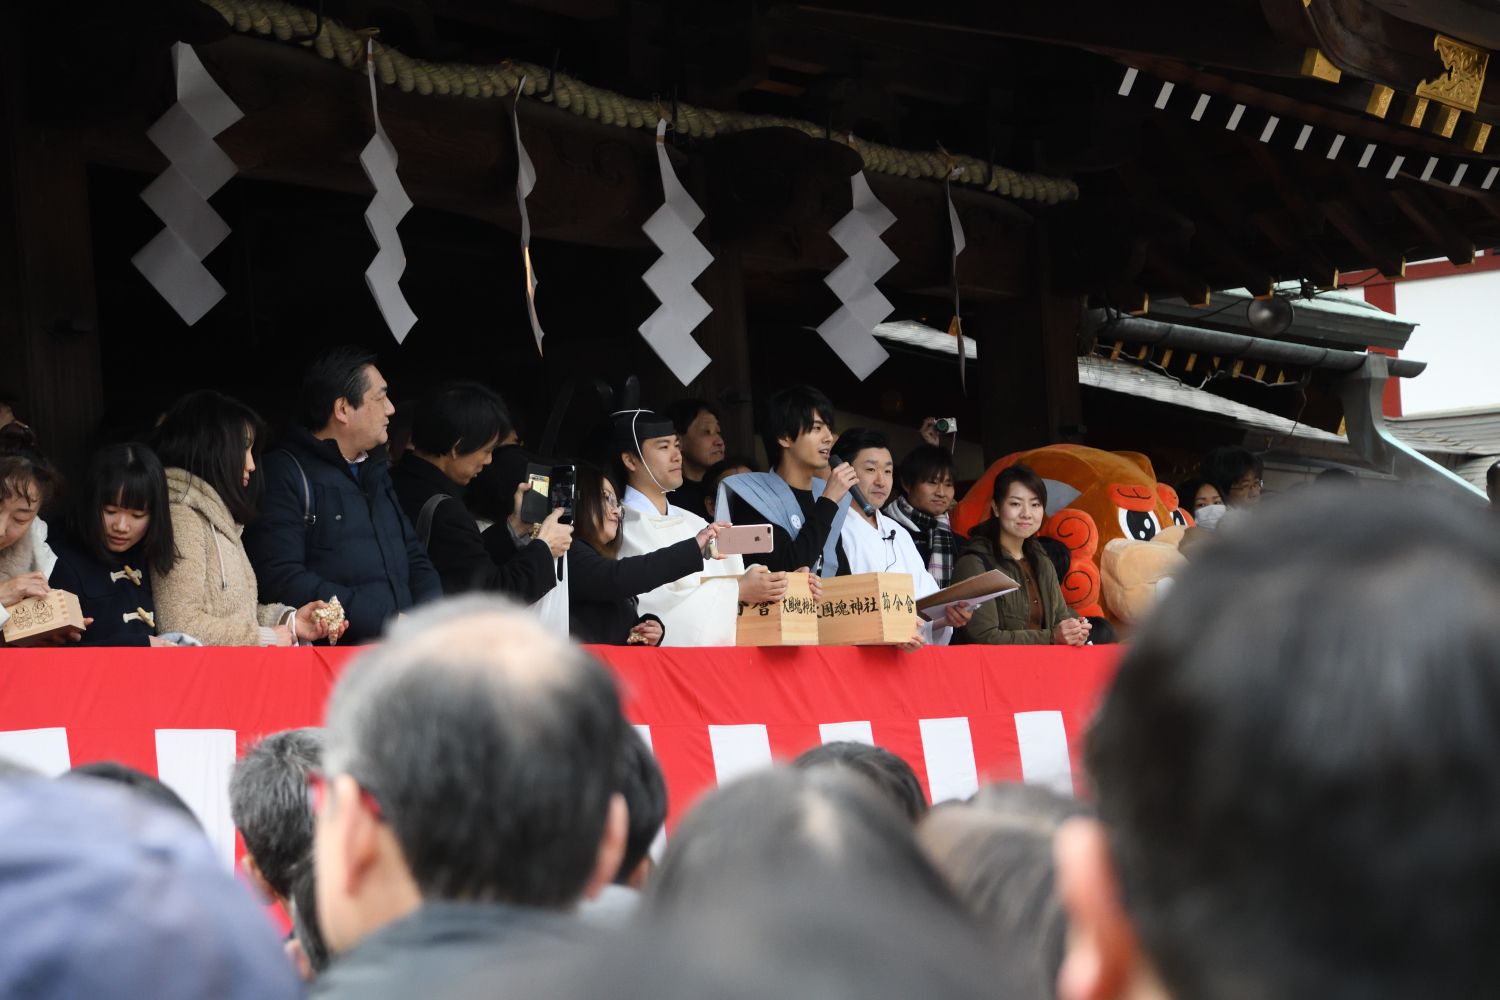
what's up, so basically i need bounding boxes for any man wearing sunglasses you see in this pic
[306,596,628,999]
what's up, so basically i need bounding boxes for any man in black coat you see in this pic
[245,347,441,643]
[389,383,570,605]
[309,598,624,1000]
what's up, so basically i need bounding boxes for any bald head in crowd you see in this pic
[311,597,626,973]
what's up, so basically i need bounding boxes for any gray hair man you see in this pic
[230,727,324,907]
[309,595,627,999]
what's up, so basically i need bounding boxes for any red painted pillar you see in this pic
[1361,282,1402,418]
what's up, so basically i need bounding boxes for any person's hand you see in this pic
[943,601,973,629]
[919,416,941,448]
[793,566,822,603]
[696,522,730,559]
[148,635,177,647]
[1053,617,1092,647]
[628,619,664,646]
[898,625,927,653]
[294,601,331,642]
[739,564,788,603]
[508,481,534,534]
[0,571,49,607]
[268,624,295,647]
[27,617,91,646]
[820,462,860,505]
[536,508,572,557]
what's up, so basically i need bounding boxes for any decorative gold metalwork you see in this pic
[1398,95,1430,128]
[1464,120,1492,153]
[1366,84,1395,118]
[1159,349,1174,368]
[1301,48,1342,84]
[1415,34,1489,114]
[1429,104,1463,138]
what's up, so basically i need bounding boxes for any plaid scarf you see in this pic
[885,496,957,588]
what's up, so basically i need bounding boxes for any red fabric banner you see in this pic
[0,645,1121,841]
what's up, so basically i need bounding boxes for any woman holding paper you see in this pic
[952,464,1091,647]
[831,429,971,647]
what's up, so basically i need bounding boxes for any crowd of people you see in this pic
[3,485,1499,999]
[6,346,1398,651]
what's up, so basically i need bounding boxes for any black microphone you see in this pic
[883,529,897,542]
[829,453,877,517]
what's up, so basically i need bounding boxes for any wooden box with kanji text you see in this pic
[816,572,916,645]
[2,589,85,645]
[735,571,819,646]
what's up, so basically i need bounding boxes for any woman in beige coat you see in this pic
[152,392,329,646]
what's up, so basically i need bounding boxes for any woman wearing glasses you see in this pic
[568,463,728,646]
[831,429,972,647]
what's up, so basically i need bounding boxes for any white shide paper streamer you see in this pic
[816,171,897,380]
[639,119,713,385]
[946,168,968,393]
[513,76,545,355]
[360,39,417,343]
[131,44,243,326]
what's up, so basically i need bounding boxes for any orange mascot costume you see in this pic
[951,445,1193,627]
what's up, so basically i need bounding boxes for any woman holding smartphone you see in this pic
[568,463,729,645]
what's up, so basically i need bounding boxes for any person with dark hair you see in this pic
[309,596,626,999]
[581,726,668,925]
[699,454,754,520]
[951,464,1090,646]
[0,423,72,640]
[153,391,330,646]
[1054,488,1500,1000]
[229,728,324,908]
[569,463,725,646]
[0,777,301,1000]
[1174,476,1222,513]
[792,741,928,824]
[287,858,330,981]
[646,766,959,918]
[611,407,764,646]
[918,784,1089,1000]
[63,761,201,826]
[715,385,858,577]
[47,444,178,647]
[664,399,725,517]
[245,346,441,644]
[1199,444,1263,508]
[832,428,971,646]
[885,443,959,588]
[391,383,567,604]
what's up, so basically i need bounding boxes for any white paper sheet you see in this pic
[132,42,242,326]
[815,171,897,379]
[639,120,714,385]
[513,76,545,355]
[360,39,417,343]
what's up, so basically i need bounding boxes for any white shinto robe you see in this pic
[839,508,951,645]
[618,487,744,646]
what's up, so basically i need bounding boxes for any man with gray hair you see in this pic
[309,595,628,1000]
[230,727,324,908]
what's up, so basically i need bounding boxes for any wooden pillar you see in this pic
[974,234,1085,463]
[691,244,757,458]
[0,36,103,480]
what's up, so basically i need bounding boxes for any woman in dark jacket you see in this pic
[568,464,723,646]
[390,383,570,604]
[951,464,1092,647]
[48,443,178,646]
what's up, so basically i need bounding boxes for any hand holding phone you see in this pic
[712,524,775,557]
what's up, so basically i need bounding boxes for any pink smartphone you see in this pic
[714,524,775,556]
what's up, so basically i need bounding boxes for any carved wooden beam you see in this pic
[1319,199,1406,276]
[1388,186,1478,264]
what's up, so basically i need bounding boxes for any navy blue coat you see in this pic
[244,428,442,644]
[47,537,158,647]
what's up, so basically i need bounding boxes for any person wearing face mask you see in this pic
[47,444,181,646]
[715,385,857,578]
[245,346,441,644]
[568,464,729,646]
[831,429,972,648]
[391,383,568,604]
[612,407,780,646]
[952,464,1090,647]
[153,392,331,647]
[885,444,959,589]
[665,398,726,519]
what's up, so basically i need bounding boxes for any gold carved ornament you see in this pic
[1415,35,1489,114]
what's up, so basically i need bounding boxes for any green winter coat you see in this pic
[951,528,1077,645]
